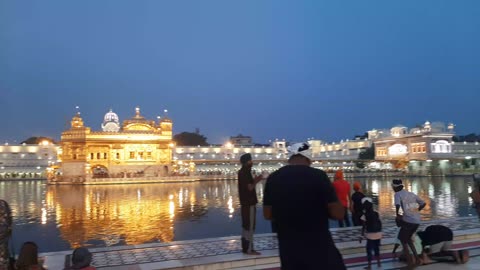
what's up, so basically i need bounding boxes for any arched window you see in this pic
[431,140,451,153]
[388,144,408,155]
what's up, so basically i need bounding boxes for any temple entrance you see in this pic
[92,165,109,178]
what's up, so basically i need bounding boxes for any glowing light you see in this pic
[41,207,47,225]
[169,201,175,219]
[388,144,408,155]
[371,180,379,195]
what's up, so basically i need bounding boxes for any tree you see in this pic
[173,132,208,146]
[358,144,375,160]
[21,136,56,145]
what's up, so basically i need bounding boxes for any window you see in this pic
[90,153,94,160]
[73,154,77,160]
[147,152,152,159]
[130,152,135,159]
[97,153,101,159]
[376,147,387,157]
[138,152,144,159]
[431,140,452,153]
[116,153,120,159]
[104,153,107,159]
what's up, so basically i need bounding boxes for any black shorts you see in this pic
[398,221,419,243]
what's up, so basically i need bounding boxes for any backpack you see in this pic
[365,211,382,233]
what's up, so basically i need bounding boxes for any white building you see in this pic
[372,121,480,174]
[0,141,58,179]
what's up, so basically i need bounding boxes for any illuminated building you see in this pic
[372,121,480,173]
[50,107,173,183]
[0,141,57,179]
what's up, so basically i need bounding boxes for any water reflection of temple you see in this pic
[45,182,243,248]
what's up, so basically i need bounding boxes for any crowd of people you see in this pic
[238,142,473,270]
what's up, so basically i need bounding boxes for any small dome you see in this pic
[104,109,119,123]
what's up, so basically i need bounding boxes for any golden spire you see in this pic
[71,106,85,129]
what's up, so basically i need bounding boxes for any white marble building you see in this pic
[0,141,58,179]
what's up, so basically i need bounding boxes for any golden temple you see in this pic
[49,107,174,183]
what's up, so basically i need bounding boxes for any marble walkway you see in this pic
[43,217,480,269]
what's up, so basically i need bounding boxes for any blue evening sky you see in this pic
[1,1,479,144]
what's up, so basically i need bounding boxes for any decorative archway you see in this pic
[92,165,109,178]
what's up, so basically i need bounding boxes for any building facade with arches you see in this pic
[51,107,174,183]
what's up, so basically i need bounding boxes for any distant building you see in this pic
[229,134,253,146]
[0,141,57,179]
[372,121,480,173]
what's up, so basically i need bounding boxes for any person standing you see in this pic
[350,181,366,227]
[333,170,351,227]
[238,153,263,255]
[0,199,12,270]
[392,179,426,267]
[263,143,346,270]
[360,197,382,270]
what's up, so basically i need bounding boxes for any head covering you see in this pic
[353,181,362,191]
[240,153,252,165]
[392,179,403,188]
[334,170,344,181]
[72,247,93,269]
[287,142,312,160]
[361,197,373,204]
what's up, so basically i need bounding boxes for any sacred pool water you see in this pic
[2,176,477,252]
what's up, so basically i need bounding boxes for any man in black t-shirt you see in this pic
[238,153,263,255]
[263,143,346,270]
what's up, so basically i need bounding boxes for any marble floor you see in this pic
[43,217,480,269]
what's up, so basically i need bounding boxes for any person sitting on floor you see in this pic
[417,225,469,264]
[15,242,46,270]
[64,247,96,270]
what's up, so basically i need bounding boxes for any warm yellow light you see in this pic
[40,140,50,146]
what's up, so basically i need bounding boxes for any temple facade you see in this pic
[50,107,173,183]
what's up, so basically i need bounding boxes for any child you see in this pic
[360,197,382,269]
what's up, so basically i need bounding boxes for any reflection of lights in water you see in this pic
[137,189,141,201]
[169,201,175,219]
[179,189,183,208]
[41,207,47,225]
[468,185,472,194]
[85,194,91,214]
[169,194,174,200]
[428,184,434,198]
[371,181,379,195]
[228,196,234,218]
[411,182,418,195]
